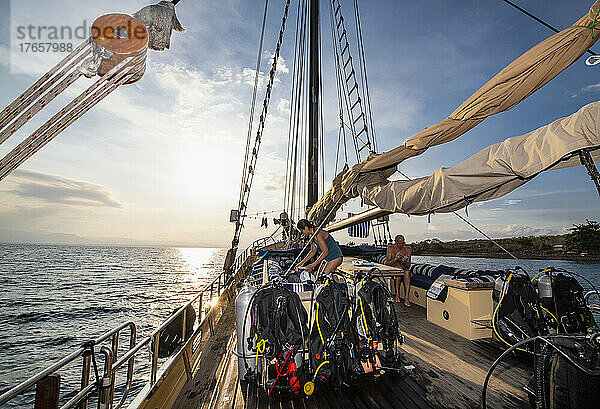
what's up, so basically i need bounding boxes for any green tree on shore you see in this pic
[564,220,600,254]
[515,236,534,252]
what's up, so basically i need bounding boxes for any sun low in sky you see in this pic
[0,0,599,247]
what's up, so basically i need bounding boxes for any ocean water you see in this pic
[0,245,598,408]
[0,244,226,408]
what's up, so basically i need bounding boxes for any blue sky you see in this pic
[0,0,599,247]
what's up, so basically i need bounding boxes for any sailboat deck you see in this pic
[237,369,435,409]
[174,299,532,409]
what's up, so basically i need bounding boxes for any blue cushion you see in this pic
[411,274,435,290]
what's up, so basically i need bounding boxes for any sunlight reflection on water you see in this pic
[0,244,226,409]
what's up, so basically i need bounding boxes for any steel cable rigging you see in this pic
[230,0,293,257]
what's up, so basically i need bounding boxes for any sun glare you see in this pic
[179,247,217,271]
[174,141,239,202]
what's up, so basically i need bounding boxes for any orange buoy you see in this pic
[91,13,148,84]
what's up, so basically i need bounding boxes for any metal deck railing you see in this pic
[585,290,600,314]
[0,238,275,409]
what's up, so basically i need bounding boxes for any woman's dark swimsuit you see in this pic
[316,232,343,262]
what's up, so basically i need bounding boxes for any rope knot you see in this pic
[572,8,600,39]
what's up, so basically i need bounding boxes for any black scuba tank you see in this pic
[493,272,548,347]
[539,273,597,334]
[309,279,355,386]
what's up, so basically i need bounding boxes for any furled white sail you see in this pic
[358,101,600,215]
[309,0,600,224]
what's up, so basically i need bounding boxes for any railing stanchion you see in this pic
[80,351,92,409]
[181,308,187,342]
[34,374,60,409]
[151,332,160,386]
[111,333,119,366]
[198,295,203,323]
[97,347,114,409]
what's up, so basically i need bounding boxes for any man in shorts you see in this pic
[386,235,412,306]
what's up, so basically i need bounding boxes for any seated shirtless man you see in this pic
[386,234,412,306]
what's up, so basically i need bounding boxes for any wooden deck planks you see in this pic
[171,302,237,409]
[394,303,531,409]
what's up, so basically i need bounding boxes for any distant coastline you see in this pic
[408,232,600,262]
[413,252,600,262]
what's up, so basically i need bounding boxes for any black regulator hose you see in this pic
[482,334,600,409]
[307,280,317,373]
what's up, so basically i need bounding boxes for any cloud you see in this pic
[259,167,286,193]
[268,53,289,74]
[278,98,290,114]
[495,224,562,237]
[582,83,600,93]
[504,199,522,206]
[572,82,600,98]
[8,169,122,208]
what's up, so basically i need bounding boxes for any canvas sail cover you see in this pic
[308,0,600,224]
[357,101,600,215]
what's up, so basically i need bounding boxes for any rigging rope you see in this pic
[238,0,270,228]
[500,0,599,56]
[284,0,312,228]
[0,38,92,135]
[231,0,292,254]
[329,0,350,174]
[352,0,377,152]
[579,148,600,196]
[0,56,145,181]
[0,34,145,182]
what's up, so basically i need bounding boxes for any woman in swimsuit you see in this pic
[295,219,343,277]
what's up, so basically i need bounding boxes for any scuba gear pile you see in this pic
[354,269,403,374]
[492,270,548,350]
[235,259,403,396]
[537,272,596,334]
[484,266,600,409]
[244,283,308,394]
[308,279,356,387]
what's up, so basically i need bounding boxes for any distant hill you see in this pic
[0,228,148,246]
[409,234,599,260]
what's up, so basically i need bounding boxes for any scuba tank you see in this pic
[492,270,548,350]
[353,274,402,375]
[537,275,553,299]
[247,284,308,393]
[308,280,356,387]
[539,273,597,334]
[235,284,257,381]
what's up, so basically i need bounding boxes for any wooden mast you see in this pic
[307,0,320,212]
